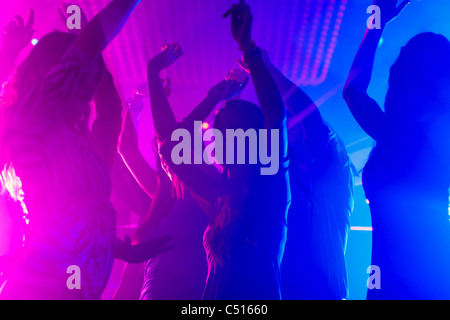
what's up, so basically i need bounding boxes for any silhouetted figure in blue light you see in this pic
[344,0,450,299]
[239,48,354,300]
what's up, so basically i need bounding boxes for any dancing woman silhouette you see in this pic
[344,0,450,299]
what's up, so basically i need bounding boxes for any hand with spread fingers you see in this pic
[2,9,35,55]
[148,43,184,74]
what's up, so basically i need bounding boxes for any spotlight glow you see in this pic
[350,226,373,231]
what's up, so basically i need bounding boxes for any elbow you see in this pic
[342,83,353,101]
[342,82,362,104]
[266,110,287,130]
[343,73,369,103]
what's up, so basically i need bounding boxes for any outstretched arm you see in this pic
[343,0,410,141]
[74,0,142,61]
[224,1,286,130]
[118,83,165,198]
[91,66,123,170]
[184,78,245,123]
[147,43,182,142]
[146,43,226,214]
[267,61,330,150]
[239,51,329,148]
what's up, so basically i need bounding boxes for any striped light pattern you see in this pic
[72,0,348,97]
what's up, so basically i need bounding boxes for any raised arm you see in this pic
[147,46,231,213]
[184,78,245,123]
[74,0,142,61]
[118,87,159,198]
[343,0,410,141]
[91,66,123,170]
[224,0,286,130]
[239,50,329,149]
[147,43,183,142]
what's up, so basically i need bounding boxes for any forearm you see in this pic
[122,153,158,198]
[344,27,383,96]
[74,0,141,61]
[266,62,313,114]
[266,61,325,140]
[185,95,220,123]
[92,70,123,169]
[342,27,386,140]
[147,68,177,142]
[119,111,158,197]
[247,51,286,128]
[111,155,153,216]
[159,140,225,214]
[133,171,177,244]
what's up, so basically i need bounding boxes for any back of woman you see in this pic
[363,129,450,299]
[0,33,116,299]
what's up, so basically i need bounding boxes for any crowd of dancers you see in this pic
[1,0,450,300]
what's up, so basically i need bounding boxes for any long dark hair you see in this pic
[384,32,450,132]
[368,33,450,178]
[208,99,266,258]
[0,32,80,197]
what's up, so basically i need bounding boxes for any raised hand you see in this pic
[2,9,35,55]
[373,0,410,26]
[226,67,250,84]
[207,71,249,102]
[223,0,254,52]
[207,79,241,102]
[148,43,183,74]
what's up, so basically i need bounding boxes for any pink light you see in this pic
[314,0,348,85]
[291,0,313,78]
[309,2,334,84]
[298,0,323,85]
[202,122,210,130]
[351,226,373,232]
